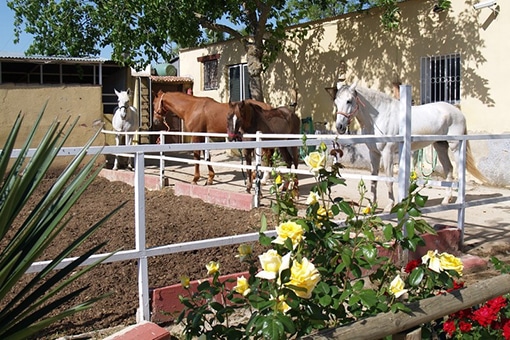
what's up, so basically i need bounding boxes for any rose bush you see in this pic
[176,141,471,339]
[442,258,510,339]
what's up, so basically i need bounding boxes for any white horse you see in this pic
[333,82,486,211]
[112,89,138,170]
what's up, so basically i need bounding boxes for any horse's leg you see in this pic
[191,136,207,185]
[191,149,201,185]
[205,149,215,186]
[279,146,299,192]
[380,144,396,212]
[433,141,454,204]
[113,134,120,171]
[126,134,134,171]
[259,148,271,185]
[291,146,299,169]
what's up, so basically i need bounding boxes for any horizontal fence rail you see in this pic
[10,87,510,331]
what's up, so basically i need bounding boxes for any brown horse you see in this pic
[227,100,301,193]
[153,90,271,185]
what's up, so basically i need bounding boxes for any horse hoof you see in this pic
[441,197,453,205]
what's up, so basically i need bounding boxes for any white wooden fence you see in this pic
[18,86,510,326]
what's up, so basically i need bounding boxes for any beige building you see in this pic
[179,0,509,185]
[0,54,152,167]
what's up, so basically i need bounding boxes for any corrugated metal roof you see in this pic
[0,52,109,64]
[150,75,193,83]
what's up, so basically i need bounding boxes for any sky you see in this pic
[0,2,31,54]
[0,2,111,58]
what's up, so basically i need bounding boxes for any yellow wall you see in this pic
[179,0,509,134]
[0,84,105,167]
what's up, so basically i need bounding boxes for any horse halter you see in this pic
[116,104,130,119]
[336,95,363,124]
[154,93,170,131]
[227,113,243,141]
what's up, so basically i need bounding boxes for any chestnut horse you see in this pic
[227,100,301,193]
[153,90,271,185]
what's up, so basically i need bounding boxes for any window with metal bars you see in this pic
[420,53,461,105]
[203,59,218,90]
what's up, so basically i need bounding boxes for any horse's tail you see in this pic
[466,141,488,183]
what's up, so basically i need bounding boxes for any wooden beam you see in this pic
[302,274,510,340]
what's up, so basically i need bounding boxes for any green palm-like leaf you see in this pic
[0,105,123,339]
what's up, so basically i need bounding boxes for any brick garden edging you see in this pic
[173,182,253,210]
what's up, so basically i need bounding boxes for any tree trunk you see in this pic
[245,43,264,102]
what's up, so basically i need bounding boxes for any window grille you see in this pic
[420,53,461,104]
[203,59,218,90]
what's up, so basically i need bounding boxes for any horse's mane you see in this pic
[355,85,398,107]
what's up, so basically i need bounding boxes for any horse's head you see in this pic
[152,90,169,130]
[115,89,132,118]
[334,82,359,134]
[227,101,246,142]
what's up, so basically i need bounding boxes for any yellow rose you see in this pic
[306,191,319,205]
[421,250,441,273]
[275,174,282,185]
[410,171,418,181]
[276,295,291,313]
[256,250,282,280]
[304,151,326,174]
[389,275,408,298]
[180,275,190,289]
[286,257,320,299]
[234,276,251,296]
[236,244,253,260]
[272,221,305,248]
[439,252,463,276]
[317,207,333,220]
[205,261,220,275]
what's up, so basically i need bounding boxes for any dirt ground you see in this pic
[13,169,276,339]
[10,154,510,339]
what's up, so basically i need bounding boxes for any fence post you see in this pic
[398,85,412,204]
[134,152,150,322]
[253,131,263,208]
[205,136,210,161]
[457,138,467,247]
[159,131,165,188]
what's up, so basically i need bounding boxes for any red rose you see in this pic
[443,319,456,336]
[447,280,465,293]
[503,319,510,340]
[405,259,421,273]
[458,320,472,333]
[487,296,507,313]
[472,306,498,327]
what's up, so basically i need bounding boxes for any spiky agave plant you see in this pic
[0,103,125,339]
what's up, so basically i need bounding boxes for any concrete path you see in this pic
[136,149,510,253]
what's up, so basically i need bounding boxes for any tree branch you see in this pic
[194,12,243,40]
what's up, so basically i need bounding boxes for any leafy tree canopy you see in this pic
[7,0,423,100]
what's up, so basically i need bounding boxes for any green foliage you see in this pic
[9,1,415,70]
[0,104,122,339]
[176,140,466,339]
